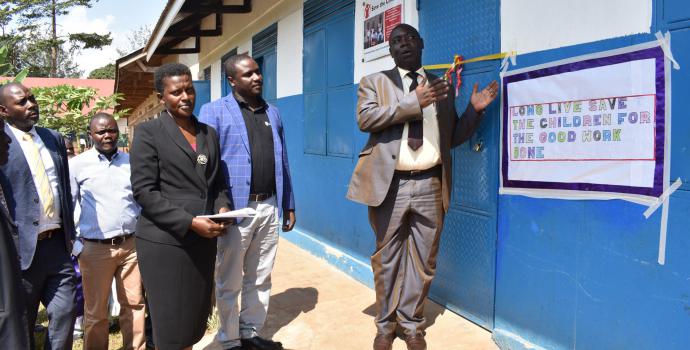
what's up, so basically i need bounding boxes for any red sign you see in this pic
[384,5,402,41]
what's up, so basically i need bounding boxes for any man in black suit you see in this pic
[347,24,498,350]
[0,115,30,348]
[0,82,76,349]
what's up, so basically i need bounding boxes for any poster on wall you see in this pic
[500,41,670,204]
[361,0,403,62]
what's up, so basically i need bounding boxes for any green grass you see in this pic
[33,306,123,350]
[33,305,219,349]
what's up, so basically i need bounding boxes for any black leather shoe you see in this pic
[241,336,284,350]
[225,347,243,350]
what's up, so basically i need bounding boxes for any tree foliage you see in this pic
[87,63,114,79]
[0,44,28,82]
[33,84,130,136]
[3,0,112,77]
[3,28,83,77]
[116,25,152,57]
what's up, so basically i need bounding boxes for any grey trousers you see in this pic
[368,170,444,336]
[215,196,280,348]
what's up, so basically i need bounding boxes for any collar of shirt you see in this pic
[71,148,137,239]
[93,148,120,163]
[397,66,427,87]
[7,123,38,141]
[233,92,268,113]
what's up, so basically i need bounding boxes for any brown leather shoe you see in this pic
[373,333,394,350]
[404,334,427,350]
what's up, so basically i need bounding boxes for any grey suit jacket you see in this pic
[0,127,75,270]
[347,67,484,212]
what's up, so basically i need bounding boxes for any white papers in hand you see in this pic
[198,207,257,219]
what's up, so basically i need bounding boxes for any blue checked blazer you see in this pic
[199,94,295,216]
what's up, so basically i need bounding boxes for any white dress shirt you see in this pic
[395,67,442,171]
[7,124,62,233]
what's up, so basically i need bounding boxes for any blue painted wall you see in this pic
[267,0,690,349]
[493,1,690,349]
[279,1,377,284]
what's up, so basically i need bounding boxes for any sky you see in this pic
[58,0,167,77]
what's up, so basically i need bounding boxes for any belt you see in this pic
[83,233,134,245]
[394,165,441,178]
[248,193,273,202]
[37,228,60,241]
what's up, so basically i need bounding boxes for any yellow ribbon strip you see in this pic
[424,51,516,70]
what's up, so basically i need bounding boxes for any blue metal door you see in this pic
[193,80,210,117]
[419,0,500,329]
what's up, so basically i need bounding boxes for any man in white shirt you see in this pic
[70,113,145,350]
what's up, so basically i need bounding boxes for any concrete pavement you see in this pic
[195,238,498,350]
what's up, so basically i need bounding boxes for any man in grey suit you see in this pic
[0,83,76,350]
[347,24,499,350]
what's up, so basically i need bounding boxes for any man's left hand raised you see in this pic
[470,80,499,113]
[283,210,296,232]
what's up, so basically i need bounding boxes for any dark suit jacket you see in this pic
[0,127,75,270]
[130,111,231,246]
[347,68,484,212]
[0,182,29,349]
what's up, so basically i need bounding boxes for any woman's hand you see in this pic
[190,217,227,238]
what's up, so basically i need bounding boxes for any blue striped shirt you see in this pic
[69,149,140,239]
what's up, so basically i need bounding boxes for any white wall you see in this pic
[238,39,252,56]
[210,59,222,101]
[354,0,418,83]
[277,8,303,98]
[177,38,200,79]
[501,0,653,54]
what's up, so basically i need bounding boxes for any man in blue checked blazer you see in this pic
[199,53,295,350]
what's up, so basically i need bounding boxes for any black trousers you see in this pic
[22,230,77,350]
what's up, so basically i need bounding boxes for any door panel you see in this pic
[434,209,496,327]
[192,80,210,117]
[419,0,500,330]
[453,69,501,213]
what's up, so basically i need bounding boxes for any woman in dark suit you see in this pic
[130,63,231,350]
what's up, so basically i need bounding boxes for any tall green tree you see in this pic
[6,27,82,77]
[5,0,112,77]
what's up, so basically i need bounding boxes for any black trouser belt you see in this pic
[83,233,134,245]
[248,193,273,202]
[37,228,61,241]
[394,164,441,178]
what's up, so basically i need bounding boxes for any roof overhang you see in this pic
[143,0,252,62]
[114,48,161,114]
